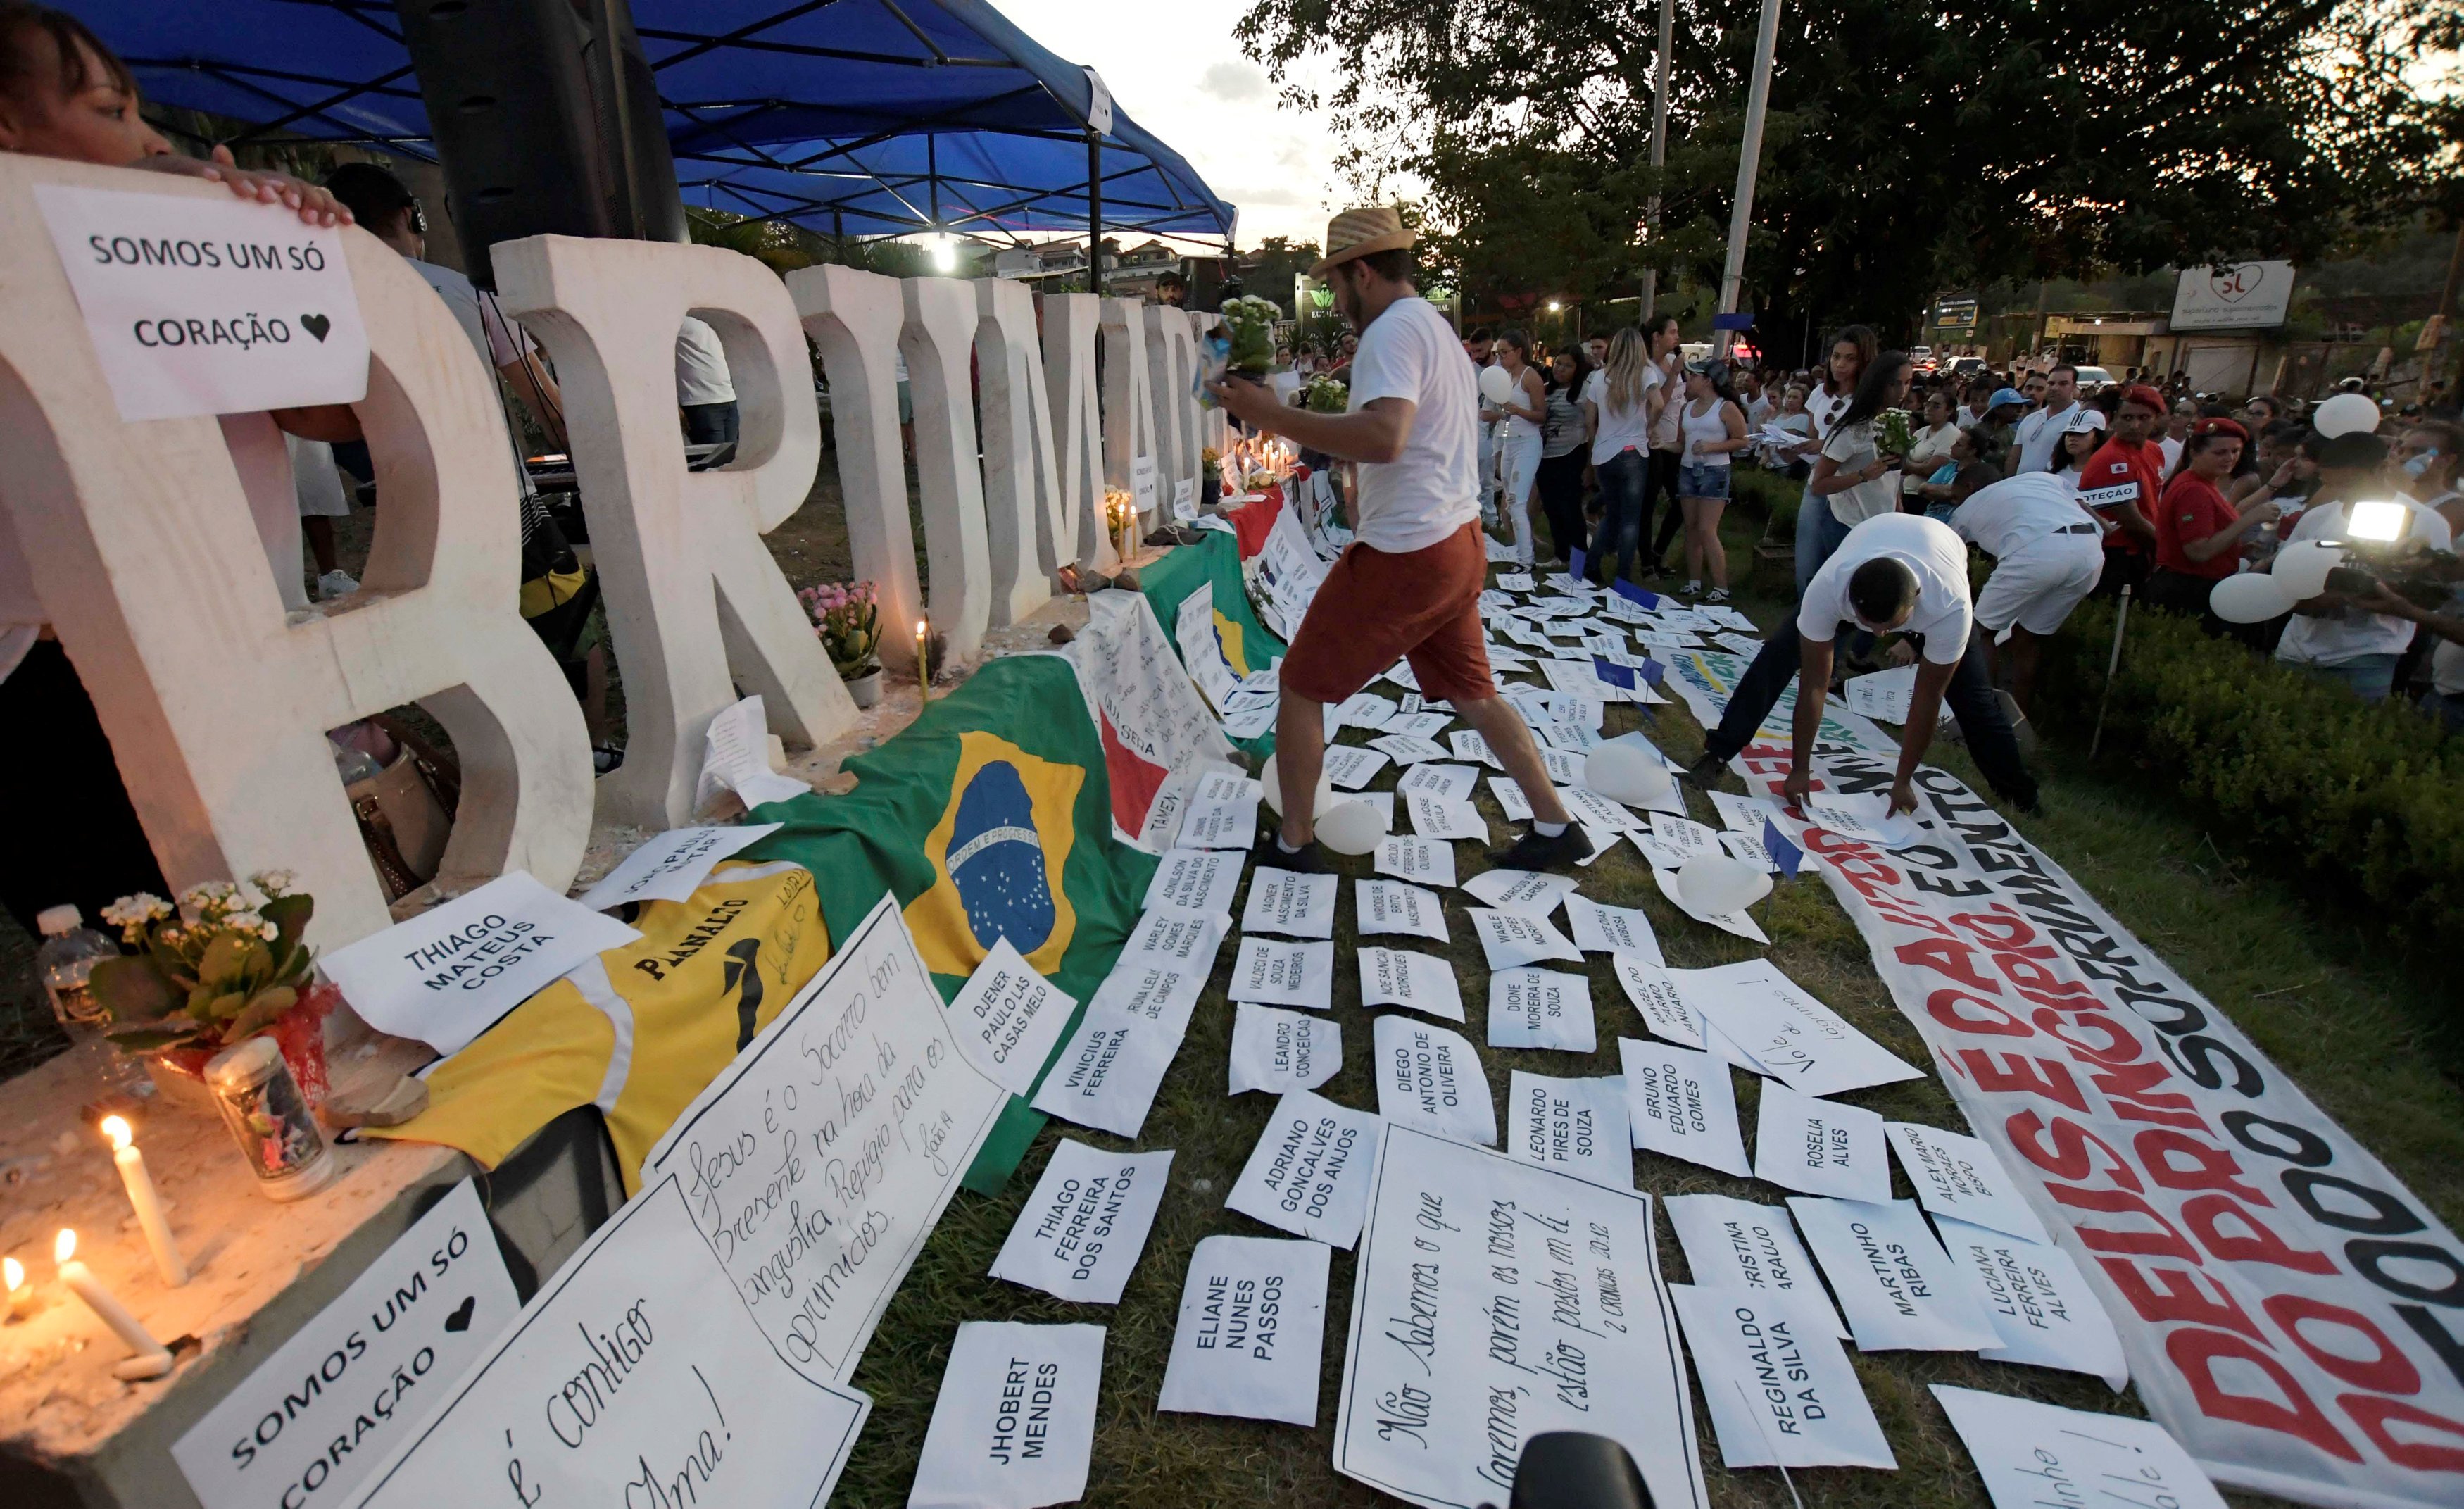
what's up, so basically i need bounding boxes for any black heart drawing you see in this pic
[301,313,332,342]
[443,1295,476,1333]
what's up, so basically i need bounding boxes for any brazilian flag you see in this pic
[743,653,1155,1191]
[1138,527,1288,757]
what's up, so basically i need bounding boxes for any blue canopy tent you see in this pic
[82,0,1237,247]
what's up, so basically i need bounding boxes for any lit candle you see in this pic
[914,618,931,697]
[101,1116,186,1287]
[54,1229,173,1380]
[5,1256,32,1320]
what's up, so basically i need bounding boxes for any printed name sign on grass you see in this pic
[910,1322,1104,1509]
[989,1141,1173,1305]
[1158,1236,1332,1427]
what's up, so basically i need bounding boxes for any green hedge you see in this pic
[1729,466,1801,534]
[2036,599,2464,940]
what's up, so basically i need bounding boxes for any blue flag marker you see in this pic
[1761,817,1806,879]
[1591,656,1637,691]
[1568,546,1586,580]
[1612,578,1660,610]
[1640,657,1667,686]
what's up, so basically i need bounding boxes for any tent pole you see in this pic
[1086,129,1105,295]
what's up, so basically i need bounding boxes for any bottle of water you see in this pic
[37,904,120,1037]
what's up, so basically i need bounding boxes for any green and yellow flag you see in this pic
[1139,528,1287,757]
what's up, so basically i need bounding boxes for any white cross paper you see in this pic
[1226,1087,1383,1248]
[1242,865,1339,939]
[945,937,1078,1096]
[1157,1236,1332,1427]
[1619,1038,1751,1177]
[1323,744,1393,789]
[1663,1191,1849,1336]
[1467,906,1582,969]
[1752,1080,1891,1201]
[1612,956,1704,1046]
[1140,846,1246,923]
[1229,1003,1342,1094]
[1886,1121,2051,1242]
[1787,1197,2002,1351]
[1488,968,1597,1051]
[989,1141,1174,1305]
[1935,1218,2130,1389]
[1228,935,1336,1009]
[910,1322,1105,1508]
[1668,1287,1894,1470]
[1357,946,1466,1022]
[1376,834,1458,887]
[1355,878,1450,942]
[1565,894,1663,960]
[1459,866,1575,918]
[1371,1013,1495,1145]
[1508,1072,1633,1190]
[1931,1386,2219,1509]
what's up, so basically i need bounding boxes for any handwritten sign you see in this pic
[1666,1286,1893,1469]
[1358,947,1465,1022]
[989,1140,1173,1305]
[175,1181,517,1509]
[910,1322,1104,1509]
[322,872,641,1056]
[1226,1087,1383,1248]
[1618,1038,1749,1177]
[696,693,809,811]
[1333,1125,1708,1509]
[944,937,1077,1097]
[333,1175,869,1509]
[639,895,1007,1383]
[36,182,369,421]
[1229,1002,1342,1094]
[1932,1386,2223,1509]
[1159,1236,1331,1427]
[1372,1015,1495,1145]
[576,823,783,910]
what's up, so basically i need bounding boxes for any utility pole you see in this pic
[1715,0,1783,356]
[1638,0,1673,325]
[1086,129,1104,296]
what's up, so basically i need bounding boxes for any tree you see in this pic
[1236,0,2446,359]
[1236,234,1322,315]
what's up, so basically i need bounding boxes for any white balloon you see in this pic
[1259,753,1338,820]
[1316,798,1390,856]
[1478,364,1516,404]
[1583,742,1676,807]
[2210,572,2298,624]
[2271,539,2342,599]
[2311,392,2380,439]
[1677,854,1772,915]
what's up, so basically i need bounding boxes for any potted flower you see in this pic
[1218,294,1282,378]
[1200,446,1221,511]
[803,581,884,707]
[1302,374,1349,414]
[94,875,337,1111]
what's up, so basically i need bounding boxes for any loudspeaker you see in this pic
[396,0,685,289]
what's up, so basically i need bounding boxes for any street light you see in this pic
[1547,300,1563,313]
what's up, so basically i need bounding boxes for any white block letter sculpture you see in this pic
[1040,292,1117,572]
[900,276,993,660]
[0,159,591,946]
[975,276,1062,624]
[1145,305,1201,515]
[1101,296,1160,527]
[788,264,924,668]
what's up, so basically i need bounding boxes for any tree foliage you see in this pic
[1235,0,2451,353]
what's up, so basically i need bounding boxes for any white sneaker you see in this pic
[315,568,360,601]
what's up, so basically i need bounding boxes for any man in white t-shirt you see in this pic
[675,315,738,450]
[1209,208,1583,870]
[1690,512,2041,815]
[2272,432,2454,701]
[2011,365,2081,475]
[1949,464,2103,715]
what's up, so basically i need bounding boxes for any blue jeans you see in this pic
[1588,449,1651,583]
[2295,654,2401,702]
[2421,689,2464,731]
[1793,489,1854,594]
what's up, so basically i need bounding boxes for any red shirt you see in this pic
[2155,472,2243,579]
[2076,438,2163,555]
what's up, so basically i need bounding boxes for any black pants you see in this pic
[682,401,740,446]
[2143,566,2266,648]
[1535,451,1588,565]
[1646,448,1685,565]
[1702,619,2039,808]
[0,641,170,939]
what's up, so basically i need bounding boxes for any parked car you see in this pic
[2073,365,2115,390]
[1948,356,1989,380]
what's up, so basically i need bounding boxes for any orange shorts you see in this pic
[1281,522,1495,706]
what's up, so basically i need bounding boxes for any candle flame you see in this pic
[54,1229,76,1265]
[4,1256,22,1292]
[101,1115,132,1151]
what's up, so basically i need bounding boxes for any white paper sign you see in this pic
[1447,729,1502,768]
[1460,867,1575,918]
[1371,732,1451,765]
[1663,1192,1847,1335]
[1467,906,1582,969]
[1226,1087,1383,1247]
[1334,1125,1708,1509]
[641,896,1006,1381]
[945,936,1078,1096]
[1243,865,1339,938]
[1488,968,1597,1051]
[910,1322,1104,1509]
[1932,1386,2225,1509]
[1142,846,1245,922]
[1666,1286,1894,1470]
[1376,834,1459,887]
[1565,894,1662,960]
[324,872,643,1056]
[1935,1217,2131,1389]
[1121,908,1227,974]
[1407,796,1487,841]
[1393,765,1474,806]
[36,183,370,421]
[1177,770,1264,848]
[1788,1197,2001,1351]
[1159,1236,1331,1426]
[1173,475,1198,520]
[577,823,784,910]
[989,1141,1174,1305]
[1619,1039,1751,1177]
[1612,956,1704,1047]
[1708,789,1786,834]
[1230,1002,1343,1094]
[1508,1072,1633,1189]
[1752,1080,1890,1202]
[1228,934,1335,1008]
[1372,1013,1496,1145]
[332,1176,870,1509]
[1387,710,1456,741]
[1357,947,1466,1022]
[1324,744,1393,789]
[1673,959,1921,1098]
[1356,878,1450,942]
[175,1181,519,1509]
[1335,691,1397,730]
[1032,1006,1184,1138]
[1886,1120,2051,1243]
[697,693,810,810]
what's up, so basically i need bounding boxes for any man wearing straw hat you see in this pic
[1209,207,1585,871]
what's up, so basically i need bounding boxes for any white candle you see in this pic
[54,1229,173,1380]
[5,1256,32,1320]
[101,1116,187,1286]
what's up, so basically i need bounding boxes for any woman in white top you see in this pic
[1758,382,1815,472]
[2051,408,2108,490]
[1676,360,1749,603]
[1792,325,1880,589]
[1810,350,1913,535]
[1579,325,1668,583]
[1483,328,1550,568]
[1900,389,1961,507]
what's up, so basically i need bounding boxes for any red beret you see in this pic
[2121,384,2167,414]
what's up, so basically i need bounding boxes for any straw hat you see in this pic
[1310,206,1416,276]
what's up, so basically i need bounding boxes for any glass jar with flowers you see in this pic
[802,580,884,707]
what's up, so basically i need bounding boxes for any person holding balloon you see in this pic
[2144,418,2285,639]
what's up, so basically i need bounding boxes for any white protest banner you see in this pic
[1228,935,1335,1009]
[1372,1013,1496,1145]
[36,183,369,421]
[1377,834,1459,887]
[1788,1197,2000,1352]
[1666,1286,1894,1470]
[1935,1215,2131,1389]
[1226,1087,1383,1248]
[1620,1039,1750,1177]
[1063,590,1238,847]
[1334,1125,1708,1509]
[1357,878,1450,943]
[1931,1386,2227,1509]
[1509,1072,1633,1190]
[1325,744,1393,789]
[1372,732,1451,765]
[1650,864,1771,944]
[1612,956,1705,1047]
[323,872,641,1056]
[1159,1236,1331,1426]
[174,1181,518,1509]
[1358,947,1466,1023]
[1488,968,1597,1052]
[641,896,1005,1382]
[1663,1192,1847,1336]
[1566,894,1663,961]
[1395,760,1477,803]
[1671,958,1921,1098]
[1243,865,1339,939]
[1230,1002,1342,1094]
[1752,1081,1890,1202]
[909,1322,1104,1509]
[1120,908,1227,974]
[1460,867,1575,919]
[1467,906,1582,970]
[1140,846,1244,922]
[577,823,784,910]
[333,1176,869,1509]
[1886,1120,2051,1243]
[1176,768,1263,848]
[944,936,1078,1097]
[990,1141,1174,1306]
[1407,796,1487,841]
[696,693,810,810]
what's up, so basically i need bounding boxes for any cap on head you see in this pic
[2120,383,2166,414]
[1987,387,2027,411]
[2317,431,2389,470]
[2064,408,2108,436]
[1847,557,1918,628]
[1310,206,1416,277]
